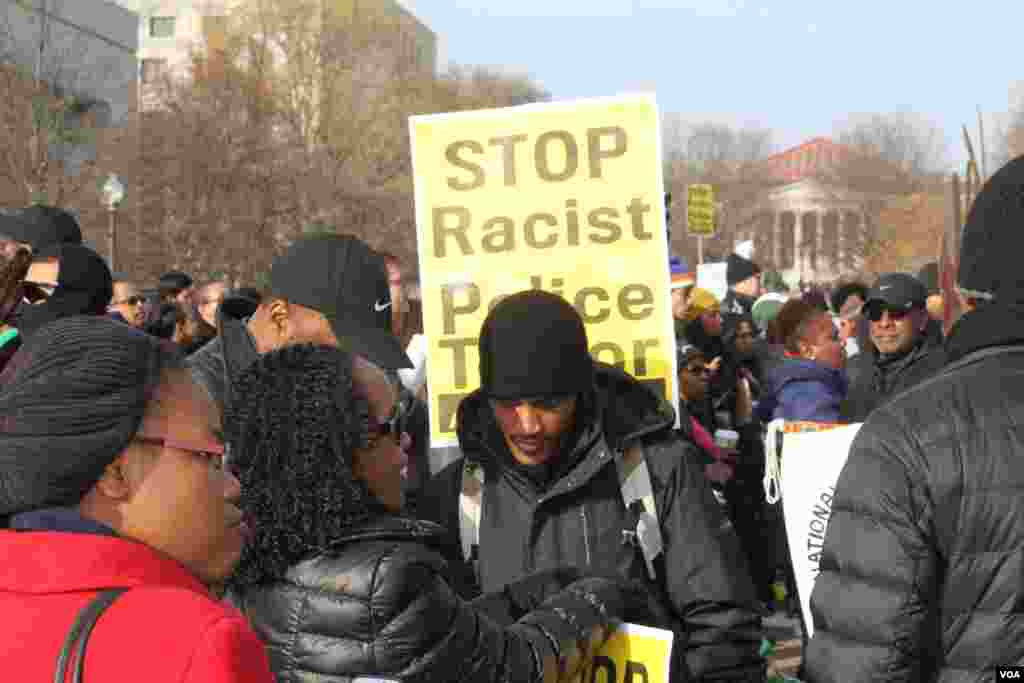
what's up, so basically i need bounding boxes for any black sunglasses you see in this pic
[865,304,914,322]
[112,295,146,306]
[21,281,55,304]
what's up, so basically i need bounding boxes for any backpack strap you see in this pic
[616,444,664,582]
[459,460,484,577]
[459,446,666,583]
[54,588,129,683]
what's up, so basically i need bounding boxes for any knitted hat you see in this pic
[682,287,720,322]
[478,290,593,400]
[0,316,180,516]
[751,293,788,330]
[669,257,694,290]
[726,252,761,286]
[958,155,1024,302]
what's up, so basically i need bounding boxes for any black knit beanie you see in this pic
[0,316,179,516]
[727,253,761,286]
[959,155,1024,302]
[478,290,594,400]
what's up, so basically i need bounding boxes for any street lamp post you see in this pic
[102,174,125,273]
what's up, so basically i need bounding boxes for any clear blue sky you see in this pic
[400,0,1021,170]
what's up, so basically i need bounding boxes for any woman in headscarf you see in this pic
[227,344,652,683]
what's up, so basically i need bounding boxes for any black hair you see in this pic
[830,282,869,315]
[226,344,377,588]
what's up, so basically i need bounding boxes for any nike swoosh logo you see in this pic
[374,300,392,312]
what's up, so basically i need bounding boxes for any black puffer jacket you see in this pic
[840,337,945,422]
[420,363,764,682]
[805,304,1024,682]
[236,515,639,683]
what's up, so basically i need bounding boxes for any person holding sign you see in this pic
[805,156,1024,682]
[420,291,765,683]
[226,344,648,683]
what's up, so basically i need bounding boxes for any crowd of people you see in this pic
[3,155,1024,682]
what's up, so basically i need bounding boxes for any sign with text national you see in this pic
[686,184,716,236]
[410,94,677,447]
[778,422,862,638]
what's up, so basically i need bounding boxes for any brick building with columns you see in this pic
[732,137,896,288]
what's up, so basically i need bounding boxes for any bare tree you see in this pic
[835,113,949,180]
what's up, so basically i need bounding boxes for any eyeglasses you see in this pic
[866,305,912,323]
[21,281,56,304]
[134,435,226,468]
[112,295,145,307]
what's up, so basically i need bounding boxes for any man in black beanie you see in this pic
[723,252,762,325]
[805,155,1024,681]
[420,289,765,683]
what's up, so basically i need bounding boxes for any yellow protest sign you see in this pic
[686,184,716,236]
[570,623,674,683]
[410,94,677,447]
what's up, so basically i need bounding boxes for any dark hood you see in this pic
[456,362,676,481]
[945,302,1024,364]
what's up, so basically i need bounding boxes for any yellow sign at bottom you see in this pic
[570,623,674,683]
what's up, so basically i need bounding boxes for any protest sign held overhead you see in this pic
[410,94,676,447]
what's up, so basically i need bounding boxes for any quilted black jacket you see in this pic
[234,515,638,683]
[805,304,1024,682]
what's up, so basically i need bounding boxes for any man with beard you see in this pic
[420,290,765,682]
[841,273,945,422]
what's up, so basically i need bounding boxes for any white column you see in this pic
[793,211,804,284]
[773,211,783,271]
[817,210,827,280]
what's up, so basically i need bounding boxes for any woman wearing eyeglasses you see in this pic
[758,299,848,424]
[226,344,652,683]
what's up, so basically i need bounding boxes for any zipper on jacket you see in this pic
[580,506,592,564]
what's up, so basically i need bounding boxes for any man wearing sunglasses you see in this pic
[108,277,147,329]
[841,272,945,422]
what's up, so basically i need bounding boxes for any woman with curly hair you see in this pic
[226,344,652,683]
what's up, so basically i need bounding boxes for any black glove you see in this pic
[502,566,586,618]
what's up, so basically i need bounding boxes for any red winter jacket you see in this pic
[0,531,274,683]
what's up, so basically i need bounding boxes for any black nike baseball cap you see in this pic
[268,234,412,370]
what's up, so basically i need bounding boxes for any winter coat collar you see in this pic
[9,507,116,537]
[945,303,1024,364]
[0,530,209,596]
[456,362,675,495]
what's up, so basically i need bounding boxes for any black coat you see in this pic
[420,363,765,682]
[235,515,640,683]
[840,338,945,423]
[804,304,1024,682]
